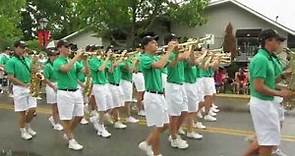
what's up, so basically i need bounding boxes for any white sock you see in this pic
[20,128,27,134]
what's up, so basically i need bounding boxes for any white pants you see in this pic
[249,97,280,146]
[184,83,201,113]
[166,82,188,116]
[199,77,216,96]
[120,80,133,102]
[133,73,145,92]
[57,90,84,120]
[92,84,113,111]
[45,83,57,104]
[162,73,167,90]
[144,92,169,127]
[13,85,37,112]
[108,84,124,108]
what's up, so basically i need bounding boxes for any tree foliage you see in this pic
[223,22,237,59]
[0,0,25,49]
[77,0,209,47]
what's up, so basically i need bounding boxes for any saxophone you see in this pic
[83,73,93,97]
[282,49,295,110]
[30,54,44,98]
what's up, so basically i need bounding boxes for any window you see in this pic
[288,34,295,48]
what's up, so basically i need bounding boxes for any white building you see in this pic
[171,0,295,62]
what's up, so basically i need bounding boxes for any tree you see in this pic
[19,0,83,40]
[0,0,25,49]
[77,0,209,47]
[223,22,237,59]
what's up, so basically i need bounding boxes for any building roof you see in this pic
[209,0,295,35]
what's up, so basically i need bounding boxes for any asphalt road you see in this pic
[0,95,295,156]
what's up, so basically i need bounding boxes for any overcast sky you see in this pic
[210,0,295,31]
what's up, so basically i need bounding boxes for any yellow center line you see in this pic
[1,103,295,142]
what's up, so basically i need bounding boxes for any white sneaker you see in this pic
[197,112,203,119]
[170,138,189,149]
[20,129,32,140]
[97,126,111,138]
[186,132,203,140]
[27,127,37,136]
[272,148,288,156]
[127,116,139,123]
[208,110,217,117]
[195,122,206,129]
[178,127,186,135]
[114,121,127,129]
[168,135,187,144]
[48,116,55,127]
[89,116,100,131]
[211,107,220,113]
[212,104,218,109]
[68,139,83,150]
[138,141,154,156]
[204,115,217,122]
[80,118,89,125]
[138,110,146,116]
[53,124,64,131]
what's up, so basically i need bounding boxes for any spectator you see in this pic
[233,67,248,94]
[214,67,227,93]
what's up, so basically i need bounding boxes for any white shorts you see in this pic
[57,90,84,120]
[273,96,285,122]
[184,83,201,113]
[120,80,133,102]
[144,92,169,127]
[13,85,37,112]
[196,79,205,102]
[249,96,280,146]
[133,73,145,92]
[108,84,124,108]
[162,74,167,90]
[45,83,57,104]
[92,84,113,111]
[200,77,216,96]
[166,82,188,116]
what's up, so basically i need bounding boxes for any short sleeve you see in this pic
[89,58,101,71]
[5,59,15,76]
[251,57,268,80]
[141,55,154,70]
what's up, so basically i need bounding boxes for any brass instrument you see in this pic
[162,35,213,49]
[30,54,45,98]
[282,48,295,110]
[83,73,93,97]
[198,48,232,69]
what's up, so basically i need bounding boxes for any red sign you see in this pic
[37,30,51,48]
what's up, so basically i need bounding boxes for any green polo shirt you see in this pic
[135,53,143,72]
[53,56,83,89]
[184,61,197,83]
[106,61,121,84]
[0,54,10,66]
[120,59,133,82]
[195,66,201,79]
[89,56,108,84]
[77,61,86,83]
[43,61,57,82]
[272,56,283,79]
[167,52,185,84]
[199,68,214,77]
[249,48,276,101]
[140,53,163,92]
[5,56,31,84]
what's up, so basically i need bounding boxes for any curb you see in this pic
[216,94,250,99]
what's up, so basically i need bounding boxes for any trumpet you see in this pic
[161,35,213,50]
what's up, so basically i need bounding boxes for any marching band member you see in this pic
[0,47,12,94]
[120,51,139,123]
[106,52,127,129]
[5,41,37,140]
[132,45,146,116]
[165,33,190,149]
[244,29,291,156]
[88,48,113,138]
[43,48,63,131]
[53,40,88,150]
[138,35,172,156]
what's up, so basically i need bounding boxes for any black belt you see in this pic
[109,83,119,86]
[58,88,78,92]
[167,81,183,85]
[146,90,164,95]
